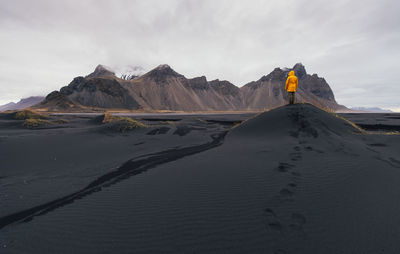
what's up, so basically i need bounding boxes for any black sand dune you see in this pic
[1,104,400,253]
[0,131,227,229]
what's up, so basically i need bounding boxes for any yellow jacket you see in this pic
[285,70,298,92]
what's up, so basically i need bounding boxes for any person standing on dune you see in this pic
[285,70,298,104]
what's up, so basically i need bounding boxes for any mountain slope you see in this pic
[126,65,243,111]
[59,76,139,109]
[36,65,140,110]
[34,91,85,111]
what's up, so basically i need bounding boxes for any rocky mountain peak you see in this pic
[292,63,307,79]
[260,68,285,82]
[86,64,115,78]
[143,64,183,82]
[156,64,172,70]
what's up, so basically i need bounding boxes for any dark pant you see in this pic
[288,92,295,104]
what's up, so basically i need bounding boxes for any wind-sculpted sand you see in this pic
[1,104,400,253]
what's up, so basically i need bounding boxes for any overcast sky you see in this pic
[1,0,399,111]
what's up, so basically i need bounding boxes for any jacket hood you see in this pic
[289,70,295,76]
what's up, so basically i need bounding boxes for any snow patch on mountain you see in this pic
[114,65,146,80]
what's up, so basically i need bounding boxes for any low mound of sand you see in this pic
[230,103,362,139]
[22,118,70,128]
[98,112,147,132]
[8,109,49,120]
[23,118,53,128]
[4,109,70,128]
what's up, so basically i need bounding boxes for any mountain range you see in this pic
[0,96,44,111]
[350,107,393,113]
[33,63,347,112]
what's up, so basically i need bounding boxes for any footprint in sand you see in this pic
[304,146,313,151]
[304,145,324,154]
[289,213,306,231]
[268,221,283,231]
[276,162,294,172]
[265,208,276,216]
[274,249,287,254]
[293,146,301,151]
[289,152,302,161]
[291,171,302,177]
[299,140,308,145]
[289,131,299,138]
[280,188,294,197]
[264,208,283,231]
[146,127,170,135]
[278,188,295,202]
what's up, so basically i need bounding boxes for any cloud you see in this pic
[0,0,399,110]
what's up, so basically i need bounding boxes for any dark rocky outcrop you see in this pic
[59,78,139,109]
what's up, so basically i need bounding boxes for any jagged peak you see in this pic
[293,62,305,68]
[96,64,114,72]
[156,64,172,70]
[87,64,115,78]
[189,76,208,82]
[266,67,283,73]
[143,64,183,81]
[209,79,234,85]
[292,63,307,78]
[148,64,178,74]
[258,67,285,82]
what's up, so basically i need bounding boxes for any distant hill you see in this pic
[34,63,347,112]
[350,107,393,113]
[0,96,44,111]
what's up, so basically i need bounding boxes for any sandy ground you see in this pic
[0,104,399,253]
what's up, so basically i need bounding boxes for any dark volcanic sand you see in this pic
[1,104,400,253]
